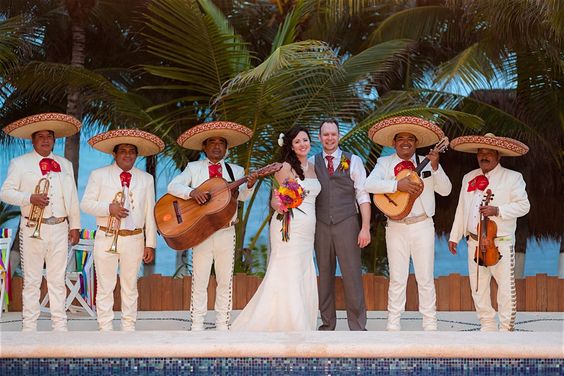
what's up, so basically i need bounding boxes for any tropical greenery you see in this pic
[0,0,561,274]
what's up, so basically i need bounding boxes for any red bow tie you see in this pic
[467,175,489,192]
[394,160,415,176]
[39,158,61,175]
[120,171,132,187]
[209,163,222,178]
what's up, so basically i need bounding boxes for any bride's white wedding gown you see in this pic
[231,177,321,331]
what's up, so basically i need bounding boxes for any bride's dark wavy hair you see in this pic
[279,126,311,180]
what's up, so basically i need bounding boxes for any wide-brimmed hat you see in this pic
[176,121,253,150]
[2,113,81,139]
[368,116,444,147]
[88,129,165,157]
[450,133,529,157]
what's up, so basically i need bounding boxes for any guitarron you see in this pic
[373,137,449,220]
[155,162,282,250]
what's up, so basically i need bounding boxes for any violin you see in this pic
[473,189,502,291]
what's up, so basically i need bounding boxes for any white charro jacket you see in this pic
[365,153,452,218]
[0,150,81,230]
[167,158,255,217]
[80,163,157,248]
[449,164,530,244]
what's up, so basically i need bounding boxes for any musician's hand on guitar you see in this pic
[109,202,129,218]
[426,149,440,171]
[30,193,49,208]
[448,241,457,255]
[246,171,259,188]
[397,177,422,195]
[479,205,498,217]
[190,189,211,205]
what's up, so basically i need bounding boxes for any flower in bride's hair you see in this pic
[277,133,285,147]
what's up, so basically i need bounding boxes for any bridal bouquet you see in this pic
[273,178,307,242]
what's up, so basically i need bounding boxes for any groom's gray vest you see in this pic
[314,152,358,225]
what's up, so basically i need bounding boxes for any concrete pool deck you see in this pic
[1,311,562,359]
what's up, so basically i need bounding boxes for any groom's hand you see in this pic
[357,227,371,248]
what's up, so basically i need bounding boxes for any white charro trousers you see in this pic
[93,230,144,331]
[20,221,69,331]
[385,218,437,330]
[190,226,236,328]
[467,237,516,331]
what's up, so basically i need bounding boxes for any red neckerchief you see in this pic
[39,158,61,175]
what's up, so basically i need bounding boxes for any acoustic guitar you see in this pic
[373,137,449,220]
[155,162,282,250]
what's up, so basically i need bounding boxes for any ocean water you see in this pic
[0,137,559,277]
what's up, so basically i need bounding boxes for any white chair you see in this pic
[0,228,14,318]
[40,233,96,317]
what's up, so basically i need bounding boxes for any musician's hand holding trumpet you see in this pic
[109,198,129,219]
[30,191,50,208]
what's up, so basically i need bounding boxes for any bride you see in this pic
[231,126,320,331]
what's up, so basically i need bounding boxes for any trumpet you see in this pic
[27,177,50,239]
[106,190,126,254]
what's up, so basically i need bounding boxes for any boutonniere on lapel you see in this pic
[336,154,351,173]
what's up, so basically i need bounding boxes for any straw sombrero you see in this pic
[450,133,529,157]
[176,121,253,150]
[88,129,165,157]
[368,116,444,147]
[3,113,81,139]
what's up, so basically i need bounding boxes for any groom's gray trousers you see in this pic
[314,152,367,331]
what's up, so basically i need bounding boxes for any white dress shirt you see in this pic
[308,147,370,205]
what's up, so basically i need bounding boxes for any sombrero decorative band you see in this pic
[368,116,444,147]
[177,121,253,150]
[3,112,81,139]
[88,129,165,157]
[450,133,529,157]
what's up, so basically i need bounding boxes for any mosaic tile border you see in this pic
[0,357,561,376]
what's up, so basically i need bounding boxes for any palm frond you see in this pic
[368,5,454,45]
[270,0,318,51]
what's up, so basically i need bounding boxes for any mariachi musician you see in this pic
[167,121,257,331]
[448,133,530,331]
[364,116,452,331]
[81,129,164,331]
[0,113,81,331]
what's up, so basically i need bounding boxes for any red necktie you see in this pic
[39,158,61,175]
[394,160,415,176]
[326,156,335,176]
[209,163,222,178]
[467,175,489,192]
[120,171,132,187]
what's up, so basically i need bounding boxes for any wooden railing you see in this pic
[7,273,564,312]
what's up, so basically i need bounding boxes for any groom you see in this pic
[311,119,371,331]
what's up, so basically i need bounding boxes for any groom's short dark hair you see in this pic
[319,118,339,133]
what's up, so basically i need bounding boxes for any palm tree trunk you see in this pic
[64,0,95,181]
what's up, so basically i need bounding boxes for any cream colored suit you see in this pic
[168,158,254,330]
[81,163,156,331]
[449,164,529,331]
[0,151,80,331]
[365,153,451,330]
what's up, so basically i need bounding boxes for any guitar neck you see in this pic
[227,177,248,190]
[414,157,430,175]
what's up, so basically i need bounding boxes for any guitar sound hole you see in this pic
[172,200,183,224]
